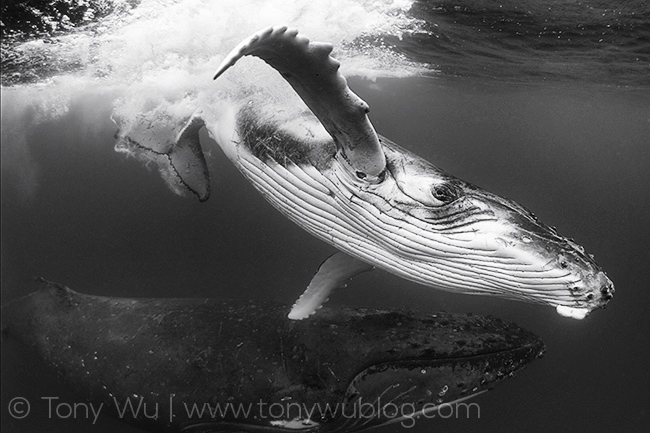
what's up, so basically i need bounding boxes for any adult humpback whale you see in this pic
[116,27,613,320]
[1,279,544,432]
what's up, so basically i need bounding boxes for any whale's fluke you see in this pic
[115,113,211,202]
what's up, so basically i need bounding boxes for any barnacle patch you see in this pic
[237,107,335,169]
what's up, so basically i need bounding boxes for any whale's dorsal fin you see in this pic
[214,26,386,180]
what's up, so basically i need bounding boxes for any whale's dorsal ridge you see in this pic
[214,26,386,180]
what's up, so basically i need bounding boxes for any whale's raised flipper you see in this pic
[115,113,210,202]
[214,26,386,180]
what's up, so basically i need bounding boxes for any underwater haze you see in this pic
[2,0,650,432]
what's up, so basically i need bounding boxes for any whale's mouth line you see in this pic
[347,342,546,382]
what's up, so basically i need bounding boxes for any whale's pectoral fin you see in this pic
[214,26,386,180]
[114,113,211,202]
[288,252,374,320]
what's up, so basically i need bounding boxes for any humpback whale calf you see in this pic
[116,27,613,320]
[2,279,544,432]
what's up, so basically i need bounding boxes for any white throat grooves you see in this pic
[235,151,578,305]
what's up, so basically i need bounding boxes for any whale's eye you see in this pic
[431,182,459,204]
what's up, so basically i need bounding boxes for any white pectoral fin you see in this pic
[288,252,374,320]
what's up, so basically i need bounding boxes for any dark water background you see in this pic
[2,0,650,432]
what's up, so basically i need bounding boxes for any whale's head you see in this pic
[324,334,544,431]
[336,139,614,320]
[177,308,545,433]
